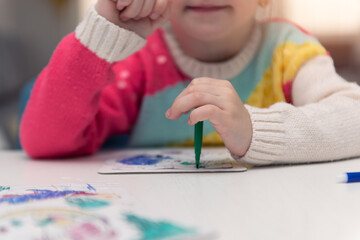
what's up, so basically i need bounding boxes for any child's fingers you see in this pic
[116,0,132,11]
[167,92,224,120]
[166,78,238,120]
[138,0,156,18]
[150,0,171,26]
[188,105,223,126]
[171,84,222,110]
[174,81,230,105]
[150,0,169,20]
[119,0,144,20]
[191,77,232,87]
[181,83,226,100]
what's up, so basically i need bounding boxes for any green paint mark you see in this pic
[66,197,109,209]
[0,186,10,192]
[11,220,22,227]
[181,162,205,168]
[38,217,54,227]
[125,214,195,240]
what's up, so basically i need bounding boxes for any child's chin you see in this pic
[188,26,228,40]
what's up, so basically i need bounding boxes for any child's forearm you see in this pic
[20,33,112,158]
[232,55,360,165]
[20,7,145,159]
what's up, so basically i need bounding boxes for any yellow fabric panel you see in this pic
[246,41,327,108]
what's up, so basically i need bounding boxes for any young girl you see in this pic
[20,0,360,165]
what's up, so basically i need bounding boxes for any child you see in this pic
[20,0,360,165]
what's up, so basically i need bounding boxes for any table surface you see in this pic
[1,149,360,240]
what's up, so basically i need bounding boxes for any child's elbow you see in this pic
[20,126,95,159]
[21,136,95,159]
[20,132,65,159]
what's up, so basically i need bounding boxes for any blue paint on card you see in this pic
[118,155,172,165]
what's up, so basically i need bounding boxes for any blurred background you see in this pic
[0,0,359,150]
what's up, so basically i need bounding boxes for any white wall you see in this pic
[281,0,360,38]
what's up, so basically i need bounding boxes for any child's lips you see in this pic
[186,5,229,13]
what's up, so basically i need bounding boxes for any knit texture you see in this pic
[76,5,146,63]
[20,8,360,165]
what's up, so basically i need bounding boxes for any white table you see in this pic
[1,150,360,240]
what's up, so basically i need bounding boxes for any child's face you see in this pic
[169,0,259,41]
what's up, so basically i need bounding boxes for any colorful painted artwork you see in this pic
[0,183,214,240]
[0,186,10,192]
[98,148,247,174]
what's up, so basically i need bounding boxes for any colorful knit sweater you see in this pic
[20,6,360,164]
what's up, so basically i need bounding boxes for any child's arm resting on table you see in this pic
[167,55,360,165]
[20,1,169,159]
[237,55,360,165]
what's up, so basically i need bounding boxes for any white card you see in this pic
[98,148,247,174]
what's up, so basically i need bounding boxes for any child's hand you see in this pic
[166,78,253,157]
[95,0,171,38]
